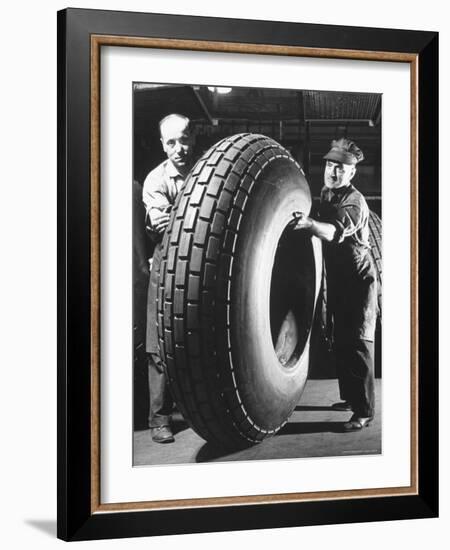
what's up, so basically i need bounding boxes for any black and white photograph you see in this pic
[0,0,444,545]
[132,83,383,466]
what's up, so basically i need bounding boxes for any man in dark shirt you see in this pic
[294,138,378,431]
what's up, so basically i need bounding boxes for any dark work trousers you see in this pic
[335,339,375,418]
[326,246,378,418]
[146,243,173,428]
[148,353,174,428]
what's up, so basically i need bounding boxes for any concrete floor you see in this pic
[133,379,381,466]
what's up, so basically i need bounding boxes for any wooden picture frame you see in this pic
[57,8,438,541]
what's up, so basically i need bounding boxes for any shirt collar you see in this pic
[165,159,184,179]
[326,183,353,197]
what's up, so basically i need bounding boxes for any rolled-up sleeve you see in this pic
[142,167,171,230]
[331,204,363,243]
[319,186,371,249]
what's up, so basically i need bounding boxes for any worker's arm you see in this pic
[292,212,336,242]
[142,170,172,235]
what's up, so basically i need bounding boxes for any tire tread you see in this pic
[157,134,300,447]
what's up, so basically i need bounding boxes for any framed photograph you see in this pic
[57,8,438,541]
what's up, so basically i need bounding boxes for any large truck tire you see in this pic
[157,134,322,448]
[368,210,382,318]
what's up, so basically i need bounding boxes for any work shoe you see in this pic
[151,425,174,443]
[342,415,373,432]
[331,401,353,411]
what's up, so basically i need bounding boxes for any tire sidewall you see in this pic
[230,158,322,430]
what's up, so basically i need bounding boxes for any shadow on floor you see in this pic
[195,443,242,463]
[278,420,345,435]
[171,417,190,436]
[295,405,336,412]
[195,420,346,462]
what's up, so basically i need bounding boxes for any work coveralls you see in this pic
[142,159,186,428]
[318,184,378,418]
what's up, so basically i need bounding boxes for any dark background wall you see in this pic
[133,84,381,208]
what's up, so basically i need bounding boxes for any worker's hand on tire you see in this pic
[151,210,171,234]
[292,211,313,230]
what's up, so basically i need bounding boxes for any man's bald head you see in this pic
[159,113,190,137]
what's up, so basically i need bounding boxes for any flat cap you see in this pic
[323,138,364,165]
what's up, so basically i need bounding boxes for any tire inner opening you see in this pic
[270,226,316,369]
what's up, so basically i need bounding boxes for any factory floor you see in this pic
[133,378,381,466]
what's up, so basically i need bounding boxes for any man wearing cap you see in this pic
[142,113,195,443]
[294,138,378,431]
